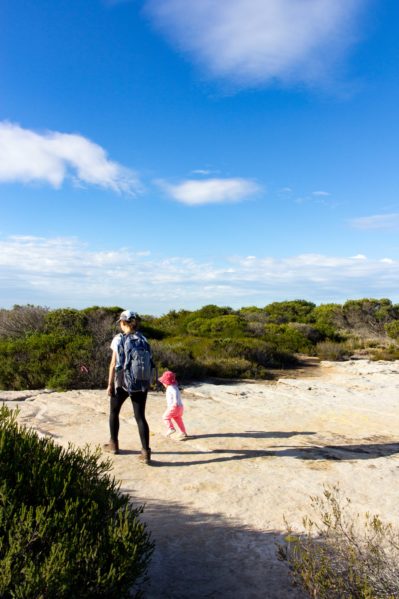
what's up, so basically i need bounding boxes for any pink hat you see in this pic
[158,371,177,386]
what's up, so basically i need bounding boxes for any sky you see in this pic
[1,0,399,315]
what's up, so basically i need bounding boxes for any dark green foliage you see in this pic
[312,304,344,339]
[151,339,206,381]
[263,300,316,324]
[0,298,397,390]
[189,304,233,319]
[0,406,153,598]
[263,324,314,353]
[150,309,192,336]
[44,309,88,336]
[186,314,245,337]
[0,333,92,390]
[385,320,399,341]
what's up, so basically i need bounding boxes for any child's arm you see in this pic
[170,386,178,406]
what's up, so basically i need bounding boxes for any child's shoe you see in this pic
[177,433,189,441]
[166,428,176,437]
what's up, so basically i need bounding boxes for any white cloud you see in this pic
[158,177,261,205]
[145,0,364,87]
[312,190,331,196]
[0,235,398,313]
[190,169,213,176]
[0,122,141,194]
[350,213,399,230]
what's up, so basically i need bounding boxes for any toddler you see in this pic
[158,371,188,440]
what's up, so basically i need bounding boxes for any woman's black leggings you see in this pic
[109,387,150,450]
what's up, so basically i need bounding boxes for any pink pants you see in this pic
[163,405,186,434]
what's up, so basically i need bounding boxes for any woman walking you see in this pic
[104,310,153,464]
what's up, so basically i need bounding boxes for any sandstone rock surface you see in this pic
[3,359,399,598]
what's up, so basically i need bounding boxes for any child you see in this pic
[158,371,188,440]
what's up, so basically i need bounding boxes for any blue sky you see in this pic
[1,0,399,315]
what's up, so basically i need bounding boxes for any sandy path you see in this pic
[2,359,399,598]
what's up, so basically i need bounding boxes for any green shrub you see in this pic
[186,315,244,337]
[44,309,89,336]
[0,301,396,391]
[199,356,257,379]
[153,305,234,337]
[279,485,399,598]
[0,406,153,598]
[263,300,316,324]
[263,324,313,353]
[0,333,92,390]
[151,340,206,381]
[385,320,399,341]
[189,304,233,319]
[150,309,193,336]
[312,303,343,338]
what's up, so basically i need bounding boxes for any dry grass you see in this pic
[279,485,399,598]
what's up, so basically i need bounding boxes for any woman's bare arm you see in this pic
[107,351,117,396]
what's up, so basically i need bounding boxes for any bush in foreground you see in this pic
[0,406,154,598]
[278,485,399,598]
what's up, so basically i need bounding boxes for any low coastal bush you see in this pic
[211,338,298,369]
[198,356,260,379]
[0,333,92,390]
[0,406,154,598]
[0,299,397,390]
[263,323,314,354]
[385,320,399,341]
[278,486,399,598]
[263,300,316,324]
[151,339,206,381]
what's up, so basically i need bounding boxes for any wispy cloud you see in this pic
[145,0,364,88]
[312,190,331,197]
[190,169,214,176]
[350,213,399,230]
[158,177,261,206]
[0,122,141,194]
[1,235,397,312]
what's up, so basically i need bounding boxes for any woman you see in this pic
[104,310,152,464]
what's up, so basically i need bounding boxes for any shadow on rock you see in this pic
[299,442,399,461]
[192,430,316,440]
[150,441,399,467]
[121,497,305,599]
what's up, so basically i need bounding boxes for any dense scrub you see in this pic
[0,406,154,598]
[0,298,398,390]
